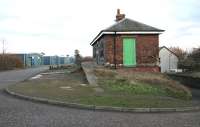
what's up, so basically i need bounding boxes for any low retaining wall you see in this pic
[168,74,200,89]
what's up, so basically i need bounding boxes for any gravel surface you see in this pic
[0,67,200,127]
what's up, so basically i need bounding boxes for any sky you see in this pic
[0,0,199,56]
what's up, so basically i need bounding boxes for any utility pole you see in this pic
[1,39,6,70]
[2,39,5,54]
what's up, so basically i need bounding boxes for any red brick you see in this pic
[93,34,160,72]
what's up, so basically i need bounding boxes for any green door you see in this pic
[123,38,136,66]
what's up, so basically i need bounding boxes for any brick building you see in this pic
[90,9,164,72]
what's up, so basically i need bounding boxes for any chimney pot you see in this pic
[117,9,120,15]
[116,9,125,22]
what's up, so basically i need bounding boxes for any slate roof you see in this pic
[90,18,164,45]
[103,18,164,32]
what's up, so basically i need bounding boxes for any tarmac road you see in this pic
[0,66,48,89]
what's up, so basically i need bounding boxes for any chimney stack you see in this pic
[116,9,125,22]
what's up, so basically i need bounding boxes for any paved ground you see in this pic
[0,66,48,89]
[0,67,200,127]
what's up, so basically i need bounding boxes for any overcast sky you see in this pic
[0,0,199,56]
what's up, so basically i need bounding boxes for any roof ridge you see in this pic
[103,18,127,31]
[103,18,164,32]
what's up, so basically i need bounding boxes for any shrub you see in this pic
[0,54,23,70]
[179,47,200,71]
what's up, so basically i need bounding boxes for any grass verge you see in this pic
[8,66,192,108]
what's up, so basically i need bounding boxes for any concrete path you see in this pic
[82,62,104,92]
[81,62,98,86]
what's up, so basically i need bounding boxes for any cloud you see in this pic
[0,0,199,56]
[171,0,200,21]
[0,16,19,21]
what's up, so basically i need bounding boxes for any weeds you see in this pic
[96,69,192,100]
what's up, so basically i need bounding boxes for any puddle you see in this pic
[30,74,42,80]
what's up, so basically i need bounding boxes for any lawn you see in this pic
[8,65,192,108]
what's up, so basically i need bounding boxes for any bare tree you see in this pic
[74,49,82,66]
[169,46,187,60]
[179,47,200,71]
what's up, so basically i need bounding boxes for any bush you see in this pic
[179,47,200,71]
[0,54,23,70]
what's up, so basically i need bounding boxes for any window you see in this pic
[100,50,104,57]
[93,47,96,58]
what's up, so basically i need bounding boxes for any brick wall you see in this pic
[103,34,159,66]
[93,36,106,65]
[136,34,159,65]
[93,34,160,72]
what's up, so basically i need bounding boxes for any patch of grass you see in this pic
[93,69,116,78]
[9,79,95,103]
[101,79,167,96]
[77,95,191,108]
[95,69,192,100]
[8,67,192,108]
